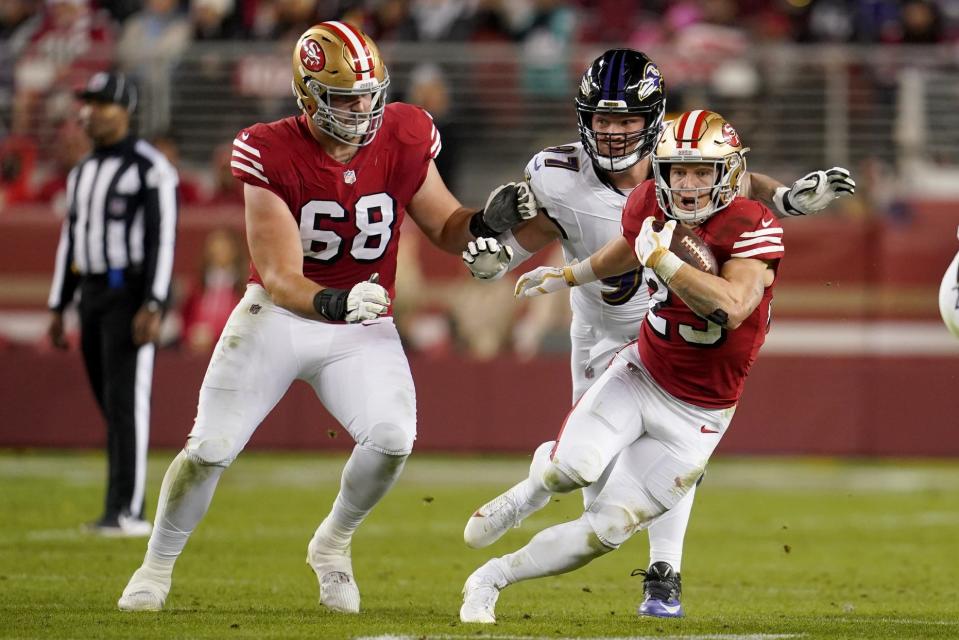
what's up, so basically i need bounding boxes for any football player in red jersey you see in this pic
[461,49,855,619]
[117,21,536,614]
[460,111,784,623]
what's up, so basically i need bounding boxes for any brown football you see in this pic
[652,220,719,275]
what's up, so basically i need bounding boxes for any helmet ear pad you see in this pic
[576,48,666,172]
[292,80,310,116]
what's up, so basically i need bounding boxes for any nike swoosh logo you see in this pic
[700,425,720,434]
[761,217,773,228]
[533,157,542,171]
[241,132,250,140]
[660,603,682,614]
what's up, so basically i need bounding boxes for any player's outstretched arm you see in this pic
[514,235,638,298]
[769,167,855,218]
[462,237,513,280]
[407,161,477,253]
[471,181,538,238]
[409,162,537,254]
[463,215,562,280]
[744,171,784,212]
[633,217,771,329]
[244,184,389,322]
[666,258,772,330]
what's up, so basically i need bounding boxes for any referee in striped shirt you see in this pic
[47,72,178,537]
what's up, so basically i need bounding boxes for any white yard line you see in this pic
[3,455,959,493]
[24,528,88,542]
[837,618,959,626]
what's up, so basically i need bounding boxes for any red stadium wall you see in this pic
[1,349,957,456]
[2,201,958,319]
[1,203,958,456]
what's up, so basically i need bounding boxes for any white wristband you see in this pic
[654,252,684,285]
[497,229,532,271]
[566,259,597,286]
[772,186,792,217]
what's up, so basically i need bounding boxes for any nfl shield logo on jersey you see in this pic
[343,170,356,184]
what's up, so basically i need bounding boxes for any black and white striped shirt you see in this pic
[48,136,178,311]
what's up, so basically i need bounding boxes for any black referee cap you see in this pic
[78,72,138,112]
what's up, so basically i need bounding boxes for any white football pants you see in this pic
[569,314,636,404]
[187,284,416,464]
[553,344,734,548]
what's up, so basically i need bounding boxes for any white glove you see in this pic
[773,166,856,216]
[514,265,575,298]
[634,217,674,267]
[463,237,514,280]
[345,273,390,323]
[634,218,683,284]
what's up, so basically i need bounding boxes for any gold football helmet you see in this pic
[652,110,749,223]
[292,21,389,146]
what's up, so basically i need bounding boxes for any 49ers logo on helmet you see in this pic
[721,122,741,147]
[300,39,326,72]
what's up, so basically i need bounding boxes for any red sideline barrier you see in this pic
[3,203,959,320]
[2,349,957,456]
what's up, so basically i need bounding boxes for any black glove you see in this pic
[469,181,538,237]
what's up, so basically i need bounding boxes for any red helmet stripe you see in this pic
[342,22,373,65]
[675,111,692,149]
[688,110,708,148]
[322,20,373,81]
[675,109,707,149]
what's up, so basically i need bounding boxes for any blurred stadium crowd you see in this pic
[1,0,957,359]
[2,0,955,204]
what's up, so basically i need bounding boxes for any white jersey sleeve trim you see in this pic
[730,245,785,259]
[429,124,442,158]
[732,235,783,249]
[739,227,783,238]
[231,161,269,184]
[232,149,264,172]
[233,137,261,158]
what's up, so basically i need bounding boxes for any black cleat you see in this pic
[633,561,684,618]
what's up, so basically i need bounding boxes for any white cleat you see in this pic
[460,570,501,624]
[89,514,153,538]
[117,566,170,611]
[464,481,531,549]
[307,535,360,613]
[104,514,153,538]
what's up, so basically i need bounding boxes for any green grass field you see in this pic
[1,451,957,639]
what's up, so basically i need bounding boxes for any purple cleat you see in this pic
[634,561,684,618]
